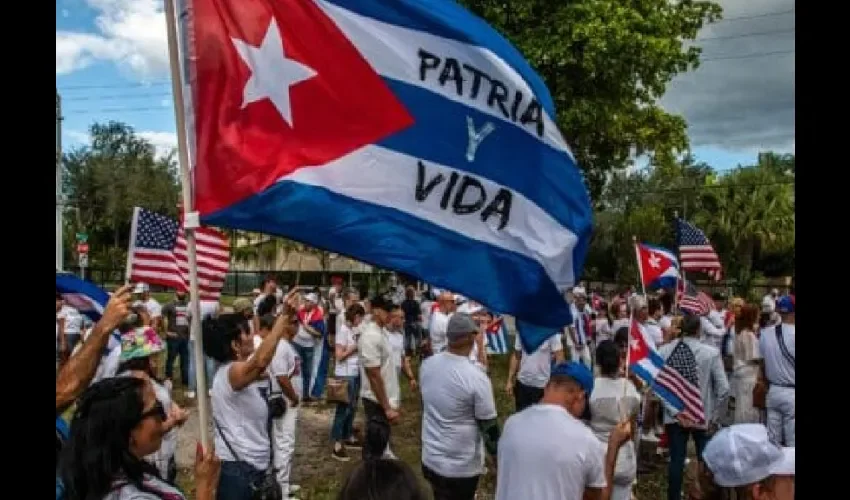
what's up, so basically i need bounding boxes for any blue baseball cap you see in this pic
[551,362,594,394]
[777,296,794,314]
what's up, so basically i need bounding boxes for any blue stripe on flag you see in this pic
[322,0,556,117]
[630,363,686,413]
[203,181,572,329]
[56,272,109,321]
[378,78,591,242]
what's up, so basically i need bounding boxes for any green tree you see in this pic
[62,121,181,268]
[460,0,722,200]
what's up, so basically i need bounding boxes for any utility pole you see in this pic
[56,90,64,271]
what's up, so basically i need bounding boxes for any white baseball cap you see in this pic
[572,286,587,297]
[133,282,149,294]
[304,293,318,304]
[703,424,794,487]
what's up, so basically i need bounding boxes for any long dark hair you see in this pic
[203,313,249,363]
[59,377,161,500]
[338,423,425,500]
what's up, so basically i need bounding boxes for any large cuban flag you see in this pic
[635,243,680,290]
[177,0,593,350]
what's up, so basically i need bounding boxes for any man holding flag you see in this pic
[629,314,729,500]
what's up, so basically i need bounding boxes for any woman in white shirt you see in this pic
[204,308,295,500]
[331,303,366,462]
[589,340,641,500]
[733,304,763,424]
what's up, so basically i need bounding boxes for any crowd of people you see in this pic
[55,276,795,500]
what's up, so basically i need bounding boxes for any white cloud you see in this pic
[66,128,177,159]
[56,0,168,79]
[138,131,178,159]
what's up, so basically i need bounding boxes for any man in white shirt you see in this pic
[505,332,564,411]
[567,287,593,367]
[387,305,417,390]
[759,297,795,446]
[132,282,163,331]
[428,292,457,355]
[699,297,726,351]
[358,295,402,460]
[497,362,632,500]
[421,314,500,500]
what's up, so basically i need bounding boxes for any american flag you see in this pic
[127,207,230,300]
[675,218,722,280]
[628,319,705,425]
[676,278,713,316]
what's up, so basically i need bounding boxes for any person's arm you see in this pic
[56,285,132,414]
[474,377,500,459]
[229,313,294,391]
[402,354,417,390]
[505,340,521,395]
[710,351,731,428]
[475,331,488,369]
[276,374,300,407]
[57,316,68,361]
[700,316,724,338]
[551,334,565,363]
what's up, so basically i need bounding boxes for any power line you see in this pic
[696,27,794,42]
[711,8,794,24]
[701,49,794,62]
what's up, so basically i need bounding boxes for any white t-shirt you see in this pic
[335,323,360,377]
[611,318,630,334]
[595,318,612,343]
[641,319,664,349]
[387,330,405,372]
[269,338,303,404]
[659,314,673,330]
[420,352,497,478]
[57,305,83,335]
[293,308,321,348]
[420,300,435,330]
[429,311,452,353]
[358,321,400,409]
[496,404,607,500]
[144,298,162,319]
[516,334,563,389]
[211,363,270,470]
[589,377,640,484]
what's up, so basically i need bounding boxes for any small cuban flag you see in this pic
[56,271,121,352]
[635,243,680,290]
[177,0,593,354]
[485,316,509,355]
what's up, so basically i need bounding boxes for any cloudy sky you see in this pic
[56,0,794,169]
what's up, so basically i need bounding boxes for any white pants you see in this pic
[766,385,795,446]
[566,335,592,367]
[611,483,633,500]
[273,407,299,496]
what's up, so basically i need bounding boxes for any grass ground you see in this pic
[170,352,674,500]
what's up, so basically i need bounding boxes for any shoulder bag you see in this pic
[214,411,282,500]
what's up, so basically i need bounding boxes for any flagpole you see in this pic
[673,211,686,313]
[163,0,210,450]
[125,207,140,285]
[632,236,646,296]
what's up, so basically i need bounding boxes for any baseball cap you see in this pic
[776,296,794,314]
[551,362,594,395]
[232,298,253,315]
[133,282,149,294]
[572,286,587,297]
[304,292,318,304]
[703,424,794,487]
[446,313,478,342]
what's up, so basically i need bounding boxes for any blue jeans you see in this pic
[666,423,709,500]
[330,375,361,442]
[165,337,189,385]
[293,343,315,398]
[188,339,218,393]
[216,461,263,500]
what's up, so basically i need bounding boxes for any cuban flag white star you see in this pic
[231,18,318,126]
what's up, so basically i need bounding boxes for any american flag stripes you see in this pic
[659,339,706,424]
[628,319,706,425]
[676,279,714,316]
[127,207,230,300]
[675,218,723,280]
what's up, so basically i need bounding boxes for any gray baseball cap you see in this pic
[446,313,478,342]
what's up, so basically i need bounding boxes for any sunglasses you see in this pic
[139,401,167,423]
